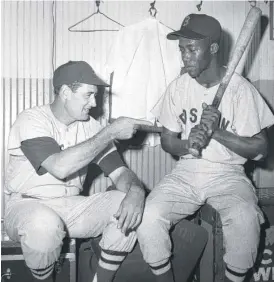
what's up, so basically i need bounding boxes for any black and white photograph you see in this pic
[1,0,274,281]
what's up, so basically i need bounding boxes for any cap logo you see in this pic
[182,16,190,27]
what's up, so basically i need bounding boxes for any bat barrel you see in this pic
[211,7,261,109]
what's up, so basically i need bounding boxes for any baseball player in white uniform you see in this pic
[4,61,152,281]
[136,14,274,282]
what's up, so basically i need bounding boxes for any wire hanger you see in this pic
[68,0,124,32]
[148,1,175,31]
[196,1,203,11]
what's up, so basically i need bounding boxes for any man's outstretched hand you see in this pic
[110,117,153,140]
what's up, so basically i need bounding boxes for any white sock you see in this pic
[92,273,97,282]
[150,259,171,276]
[225,265,247,282]
[30,264,54,280]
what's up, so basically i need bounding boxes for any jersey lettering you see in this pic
[179,108,197,124]
[190,108,198,123]
[179,110,187,124]
[179,107,230,130]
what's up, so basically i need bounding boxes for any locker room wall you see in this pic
[1,0,274,216]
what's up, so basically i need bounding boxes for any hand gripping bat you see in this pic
[135,7,261,140]
[189,7,262,157]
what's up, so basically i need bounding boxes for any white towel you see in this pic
[105,17,181,146]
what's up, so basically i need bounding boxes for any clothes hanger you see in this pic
[196,1,203,11]
[68,0,124,32]
[148,1,175,31]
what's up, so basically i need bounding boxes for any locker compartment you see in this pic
[1,239,76,282]
[198,188,274,282]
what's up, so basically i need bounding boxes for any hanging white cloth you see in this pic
[105,17,181,146]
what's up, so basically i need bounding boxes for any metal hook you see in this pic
[149,1,158,18]
[95,0,100,13]
[196,1,203,11]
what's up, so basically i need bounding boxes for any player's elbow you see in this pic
[259,139,269,159]
[161,134,174,154]
[41,155,68,180]
[251,131,269,161]
[52,167,68,180]
[47,165,68,180]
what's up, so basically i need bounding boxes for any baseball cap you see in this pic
[53,61,109,88]
[167,14,221,43]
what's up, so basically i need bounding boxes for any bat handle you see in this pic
[188,143,201,158]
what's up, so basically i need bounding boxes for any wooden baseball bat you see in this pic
[189,7,262,158]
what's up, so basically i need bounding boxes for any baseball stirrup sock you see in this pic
[92,274,98,282]
[96,249,127,282]
[99,249,127,271]
[225,266,247,282]
[150,260,172,275]
[30,263,55,280]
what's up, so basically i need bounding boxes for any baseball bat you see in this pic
[189,7,262,158]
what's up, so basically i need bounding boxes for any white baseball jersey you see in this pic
[5,104,113,199]
[152,72,274,164]
[4,105,135,275]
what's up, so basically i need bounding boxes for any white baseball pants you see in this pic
[4,191,136,271]
[137,159,264,272]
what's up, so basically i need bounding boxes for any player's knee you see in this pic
[235,203,261,224]
[229,203,262,238]
[223,203,263,268]
[29,207,65,233]
[138,203,170,232]
[21,208,65,252]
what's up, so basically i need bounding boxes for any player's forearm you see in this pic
[161,135,189,157]
[109,167,146,195]
[212,129,268,160]
[43,125,117,179]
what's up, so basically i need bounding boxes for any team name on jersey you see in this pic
[179,108,230,130]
